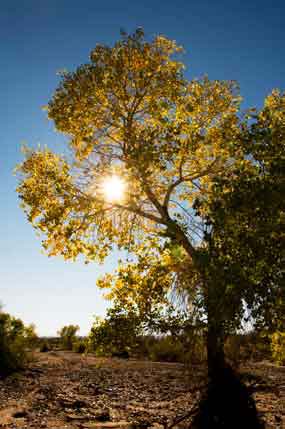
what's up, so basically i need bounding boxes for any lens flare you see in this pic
[101,175,125,202]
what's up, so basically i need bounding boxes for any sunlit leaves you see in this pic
[17,30,244,265]
[15,30,285,365]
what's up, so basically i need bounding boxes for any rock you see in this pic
[82,422,134,429]
[149,424,164,429]
[0,406,28,425]
[94,409,111,422]
[72,398,88,409]
[112,351,130,359]
[12,408,28,418]
[0,409,13,426]
[66,413,89,421]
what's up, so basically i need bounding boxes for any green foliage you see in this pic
[185,330,207,364]
[234,333,270,365]
[58,325,79,350]
[141,333,205,363]
[89,306,142,356]
[39,340,50,352]
[146,336,185,362]
[224,336,243,367]
[0,311,37,375]
[16,28,285,373]
[72,339,87,353]
[196,90,285,334]
[270,331,285,365]
[16,29,241,267]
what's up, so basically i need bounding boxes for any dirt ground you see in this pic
[0,351,284,429]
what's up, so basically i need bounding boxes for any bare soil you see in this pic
[0,351,284,429]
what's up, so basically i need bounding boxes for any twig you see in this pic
[167,406,199,429]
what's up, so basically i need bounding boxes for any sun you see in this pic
[101,175,126,202]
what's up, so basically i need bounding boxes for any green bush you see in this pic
[72,339,87,354]
[58,325,79,350]
[270,331,285,365]
[146,336,185,362]
[89,307,141,357]
[183,331,206,365]
[224,335,242,367]
[246,331,271,361]
[39,341,50,352]
[0,312,37,375]
[135,330,206,364]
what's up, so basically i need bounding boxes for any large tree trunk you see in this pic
[191,285,264,428]
[193,311,264,429]
[205,279,227,380]
[207,318,226,380]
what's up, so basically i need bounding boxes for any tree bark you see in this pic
[207,318,226,380]
[174,226,227,378]
[206,279,227,380]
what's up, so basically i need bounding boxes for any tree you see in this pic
[97,240,206,360]
[15,29,282,389]
[16,29,243,378]
[88,306,141,356]
[199,90,285,333]
[58,324,79,350]
[0,310,37,375]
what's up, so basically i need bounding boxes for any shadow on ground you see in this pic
[191,365,264,429]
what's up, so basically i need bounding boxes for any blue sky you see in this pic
[1,0,284,336]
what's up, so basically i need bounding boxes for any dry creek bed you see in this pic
[0,351,284,429]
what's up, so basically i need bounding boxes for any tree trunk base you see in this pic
[191,365,264,429]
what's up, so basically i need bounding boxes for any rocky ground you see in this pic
[0,352,284,429]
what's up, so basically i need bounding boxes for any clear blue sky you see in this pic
[1,0,284,336]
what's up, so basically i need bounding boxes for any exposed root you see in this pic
[190,365,265,429]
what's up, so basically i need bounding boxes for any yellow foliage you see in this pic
[270,331,285,365]
[16,29,273,274]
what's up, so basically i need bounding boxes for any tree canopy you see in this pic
[88,305,142,356]
[200,91,285,331]
[58,324,80,350]
[16,29,284,377]
[0,310,37,375]
[17,29,242,264]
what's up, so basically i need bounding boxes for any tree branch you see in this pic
[112,202,165,225]
[163,177,184,209]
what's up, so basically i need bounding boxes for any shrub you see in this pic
[247,331,271,361]
[224,335,242,367]
[72,339,87,354]
[146,336,185,362]
[58,325,79,350]
[135,330,206,364]
[0,311,37,375]
[39,341,50,352]
[183,330,207,365]
[270,331,285,365]
[89,307,142,357]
